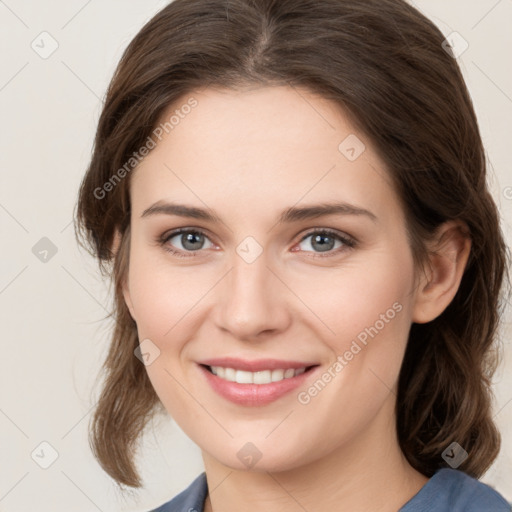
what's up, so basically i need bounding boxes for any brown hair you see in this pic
[75,0,511,489]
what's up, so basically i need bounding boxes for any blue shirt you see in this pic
[150,468,511,511]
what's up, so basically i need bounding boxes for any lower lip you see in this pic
[198,365,316,406]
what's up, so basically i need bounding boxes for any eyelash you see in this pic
[157,227,357,259]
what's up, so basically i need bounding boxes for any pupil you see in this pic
[183,232,203,250]
[313,234,334,252]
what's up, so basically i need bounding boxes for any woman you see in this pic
[74,0,511,510]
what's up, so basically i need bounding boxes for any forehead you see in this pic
[130,85,402,224]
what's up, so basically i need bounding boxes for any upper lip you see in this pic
[199,357,318,372]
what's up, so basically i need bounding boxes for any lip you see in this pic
[197,358,319,407]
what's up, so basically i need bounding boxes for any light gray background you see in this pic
[1,1,511,510]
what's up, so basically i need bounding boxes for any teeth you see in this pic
[209,366,307,384]
[225,367,236,381]
[254,370,271,384]
[235,370,253,384]
[271,369,284,382]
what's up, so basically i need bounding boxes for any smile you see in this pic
[198,358,319,406]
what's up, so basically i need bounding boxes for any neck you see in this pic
[201,396,428,512]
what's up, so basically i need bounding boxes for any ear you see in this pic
[112,228,137,322]
[412,220,471,324]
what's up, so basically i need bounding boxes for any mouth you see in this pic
[197,358,320,406]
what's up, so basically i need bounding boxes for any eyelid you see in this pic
[297,226,354,242]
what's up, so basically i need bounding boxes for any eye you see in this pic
[294,228,356,257]
[159,228,215,257]
[158,227,356,258]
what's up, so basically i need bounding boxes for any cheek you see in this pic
[284,256,414,454]
[296,250,413,353]
[127,244,206,339]
[127,246,205,418]
[306,248,415,416]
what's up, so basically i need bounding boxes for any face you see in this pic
[122,85,422,472]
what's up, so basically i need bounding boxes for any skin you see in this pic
[119,85,471,511]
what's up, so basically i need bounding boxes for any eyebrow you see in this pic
[141,200,377,224]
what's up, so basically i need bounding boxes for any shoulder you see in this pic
[149,472,208,512]
[400,468,511,512]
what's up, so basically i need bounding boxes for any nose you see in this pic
[214,249,292,341]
